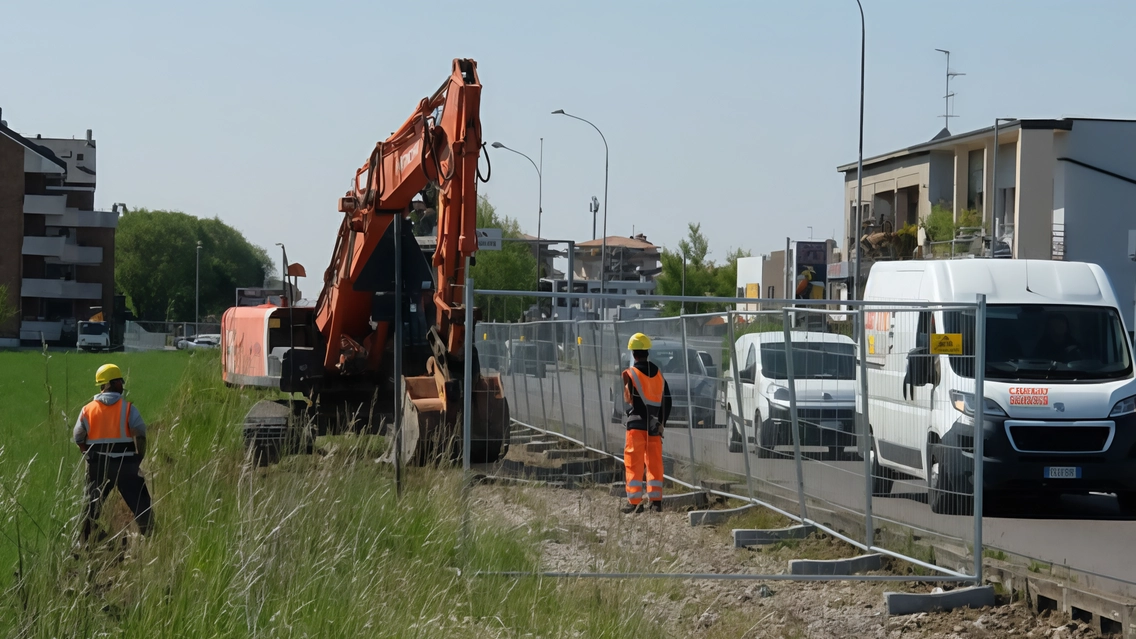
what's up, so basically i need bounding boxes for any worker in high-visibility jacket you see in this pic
[620,333,672,514]
[73,364,154,542]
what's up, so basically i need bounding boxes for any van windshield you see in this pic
[80,323,108,336]
[761,342,855,380]
[945,305,1133,381]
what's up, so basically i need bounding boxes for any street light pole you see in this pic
[852,0,866,302]
[491,140,543,291]
[195,241,202,331]
[553,109,609,314]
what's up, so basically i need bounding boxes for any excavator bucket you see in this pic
[398,364,509,466]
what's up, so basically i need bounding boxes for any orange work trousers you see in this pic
[624,429,663,505]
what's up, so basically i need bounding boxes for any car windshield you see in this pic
[80,323,108,336]
[625,348,701,376]
[945,305,1133,381]
[760,342,855,380]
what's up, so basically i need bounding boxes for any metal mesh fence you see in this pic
[124,321,222,351]
[469,291,985,581]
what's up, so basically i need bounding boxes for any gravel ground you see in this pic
[471,483,1102,638]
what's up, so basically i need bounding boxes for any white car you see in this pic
[725,331,858,458]
[178,334,221,350]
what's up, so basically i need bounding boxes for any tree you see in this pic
[469,196,537,322]
[116,209,274,321]
[655,224,751,316]
[0,284,16,336]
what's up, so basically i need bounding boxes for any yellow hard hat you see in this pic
[627,333,652,351]
[95,363,123,386]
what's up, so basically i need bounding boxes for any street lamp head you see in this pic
[551,109,565,115]
[275,242,284,247]
[490,141,505,149]
[196,241,202,249]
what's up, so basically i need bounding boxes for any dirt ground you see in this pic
[472,483,1103,639]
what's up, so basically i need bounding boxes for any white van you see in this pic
[726,331,859,458]
[862,260,1136,515]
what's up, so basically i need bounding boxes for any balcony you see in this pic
[24,194,67,215]
[25,195,119,228]
[20,321,64,342]
[21,278,101,299]
[22,236,103,265]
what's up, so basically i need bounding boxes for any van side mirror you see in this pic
[739,364,756,384]
[903,346,939,398]
[705,364,718,379]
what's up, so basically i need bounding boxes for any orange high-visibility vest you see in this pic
[625,367,664,406]
[82,400,135,446]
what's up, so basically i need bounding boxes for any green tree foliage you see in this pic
[655,224,752,316]
[0,284,16,334]
[116,209,274,321]
[470,196,537,322]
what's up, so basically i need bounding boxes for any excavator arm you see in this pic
[314,58,482,375]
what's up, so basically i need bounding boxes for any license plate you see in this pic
[1043,466,1082,479]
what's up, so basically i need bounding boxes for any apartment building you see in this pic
[836,118,1136,326]
[0,112,119,346]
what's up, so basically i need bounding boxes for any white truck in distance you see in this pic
[862,260,1136,515]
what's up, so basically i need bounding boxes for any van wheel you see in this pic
[1117,492,1136,516]
[755,412,774,458]
[928,442,973,516]
[728,420,743,454]
[870,436,894,497]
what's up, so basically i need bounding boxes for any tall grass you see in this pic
[0,350,667,638]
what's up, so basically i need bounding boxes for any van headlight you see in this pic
[1111,395,1136,417]
[949,390,1007,418]
[766,384,790,401]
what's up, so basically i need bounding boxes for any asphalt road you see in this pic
[499,366,1136,598]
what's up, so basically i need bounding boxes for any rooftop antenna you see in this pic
[934,49,965,131]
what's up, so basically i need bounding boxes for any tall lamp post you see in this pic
[195,240,202,331]
[552,109,609,311]
[851,0,866,302]
[491,140,543,291]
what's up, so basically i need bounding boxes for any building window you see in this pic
[77,153,85,161]
[767,285,775,298]
[967,149,984,210]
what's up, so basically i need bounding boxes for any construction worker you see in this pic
[620,333,672,514]
[73,364,154,543]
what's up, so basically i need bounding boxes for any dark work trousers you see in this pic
[82,454,154,540]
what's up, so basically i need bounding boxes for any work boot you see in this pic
[648,501,662,513]
[620,502,644,514]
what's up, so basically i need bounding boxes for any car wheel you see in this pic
[727,414,743,454]
[927,441,973,516]
[755,412,775,458]
[870,436,894,497]
[1117,492,1136,516]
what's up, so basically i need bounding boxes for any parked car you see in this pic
[862,260,1136,516]
[77,321,111,352]
[503,339,562,378]
[610,340,718,428]
[178,334,221,350]
[725,331,858,458]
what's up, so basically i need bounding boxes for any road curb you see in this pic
[734,524,816,549]
[789,553,883,576]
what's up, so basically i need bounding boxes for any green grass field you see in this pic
[0,349,667,638]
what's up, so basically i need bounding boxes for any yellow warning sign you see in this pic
[868,334,876,355]
[931,333,963,355]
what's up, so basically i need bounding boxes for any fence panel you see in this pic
[471,291,983,582]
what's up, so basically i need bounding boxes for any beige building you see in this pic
[837,118,1136,326]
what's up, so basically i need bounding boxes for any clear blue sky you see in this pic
[4,0,1135,287]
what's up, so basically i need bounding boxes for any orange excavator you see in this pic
[222,59,509,464]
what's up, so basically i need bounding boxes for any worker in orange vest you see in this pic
[620,333,672,514]
[73,364,154,542]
